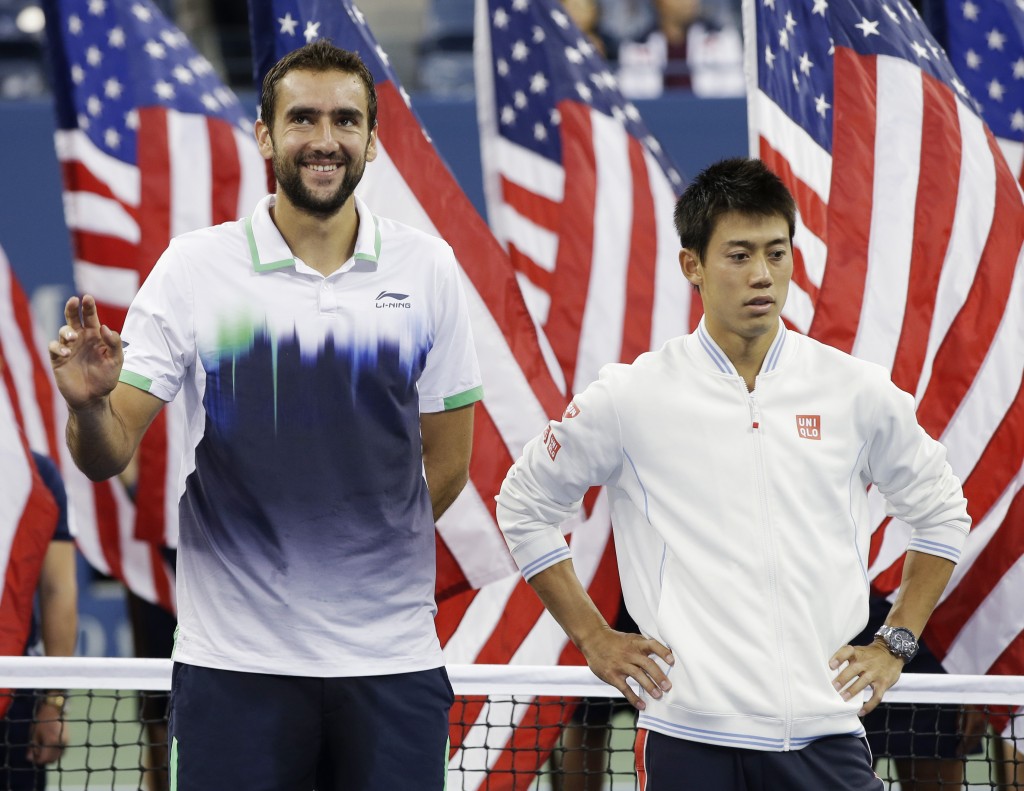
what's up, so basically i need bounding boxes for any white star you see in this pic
[798,52,813,75]
[68,14,82,34]
[552,8,570,28]
[883,5,900,23]
[1014,58,1024,79]
[812,0,827,15]
[190,57,214,76]
[145,40,166,59]
[350,6,365,25]
[500,105,516,125]
[214,87,233,106]
[576,81,592,102]
[173,65,194,84]
[533,123,547,141]
[611,105,625,123]
[988,78,1005,100]
[201,93,220,111]
[104,77,122,98]
[550,108,561,125]
[86,46,102,66]
[987,28,1007,51]
[88,0,106,15]
[828,37,835,55]
[512,0,528,10]
[304,20,320,43]
[77,114,90,130]
[565,45,583,64]
[125,109,139,129]
[952,78,968,97]
[154,80,175,100]
[514,90,527,108]
[600,71,617,90]
[792,69,800,89]
[71,65,85,84]
[375,44,390,66]
[104,128,120,148]
[131,3,151,22]
[900,2,915,21]
[496,58,509,77]
[108,27,126,47]
[765,45,776,68]
[161,29,183,48]
[764,0,775,9]
[530,72,549,93]
[962,0,979,21]
[87,95,102,116]
[624,103,640,121]
[855,17,880,36]
[784,11,797,32]
[965,49,981,68]
[399,86,412,108]
[278,13,298,35]
[1011,109,1024,130]
[815,93,831,118]
[533,26,545,43]
[578,37,594,58]
[779,28,789,50]
[911,40,930,59]
[928,41,942,59]
[493,8,509,29]
[668,169,683,188]
[511,40,529,61]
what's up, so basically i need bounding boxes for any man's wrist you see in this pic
[38,692,67,714]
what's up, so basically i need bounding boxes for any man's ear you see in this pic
[365,122,379,163]
[255,118,273,161]
[680,248,702,289]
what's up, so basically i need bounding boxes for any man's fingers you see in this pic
[80,294,102,330]
[63,296,82,330]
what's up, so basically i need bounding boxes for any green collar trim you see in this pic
[245,216,295,273]
[354,212,382,264]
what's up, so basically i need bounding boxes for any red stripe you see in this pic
[60,161,138,220]
[374,83,564,416]
[436,538,475,605]
[134,410,168,546]
[208,118,242,225]
[92,479,125,583]
[808,50,878,353]
[508,244,554,293]
[634,728,649,791]
[543,101,597,389]
[620,136,657,364]
[888,77,961,397]
[0,339,28,442]
[914,129,1023,441]
[72,231,141,273]
[790,246,819,304]
[8,278,59,458]
[136,108,172,284]
[759,139,828,244]
[435,586,478,644]
[501,176,560,232]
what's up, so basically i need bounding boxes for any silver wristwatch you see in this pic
[874,625,919,663]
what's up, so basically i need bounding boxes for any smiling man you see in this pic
[49,41,482,791]
[496,158,970,790]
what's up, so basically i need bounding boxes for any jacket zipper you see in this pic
[748,388,794,749]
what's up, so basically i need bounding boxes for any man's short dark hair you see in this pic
[260,39,378,133]
[674,158,796,262]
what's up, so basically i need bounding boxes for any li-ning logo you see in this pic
[796,415,821,440]
[375,290,411,309]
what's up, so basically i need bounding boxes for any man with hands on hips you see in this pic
[496,158,970,790]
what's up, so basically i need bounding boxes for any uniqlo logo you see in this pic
[796,415,821,440]
[563,401,580,419]
[542,426,550,443]
[546,430,562,460]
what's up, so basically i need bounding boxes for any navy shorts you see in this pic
[634,729,884,790]
[168,663,454,791]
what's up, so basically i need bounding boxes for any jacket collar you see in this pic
[690,317,789,377]
[243,193,381,274]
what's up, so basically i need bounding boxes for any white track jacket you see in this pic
[496,320,970,752]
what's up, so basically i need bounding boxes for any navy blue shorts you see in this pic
[634,729,884,790]
[168,663,453,791]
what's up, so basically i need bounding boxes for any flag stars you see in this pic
[511,40,529,60]
[154,80,175,100]
[576,81,592,101]
[278,12,298,35]
[779,28,790,50]
[988,79,1006,100]
[173,65,194,84]
[610,104,625,123]
[791,69,800,89]
[68,14,83,34]
[798,52,813,75]
[565,45,584,64]
[533,122,547,141]
[855,17,880,36]
[552,8,570,28]
[1014,58,1024,79]
[962,0,979,21]
[965,48,980,68]
[125,109,139,129]
[86,46,102,66]
[952,78,968,97]
[927,40,942,59]
[815,93,831,117]
[104,128,120,149]
[784,11,797,32]
[500,105,516,125]
[911,40,930,59]
[86,95,102,116]
[987,29,1006,51]
[1011,109,1024,130]
[812,0,827,15]
[512,0,529,9]
[190,57,214,75]
[88,0,106,15]
[108,27,125,47]
[764,0,775,9]
[131,3,152,22]
[530,72,549,93]
[399,85,412,108]
[77,113,90,130]
[350,6,365,25]
[104,77,123,98]
[514,90,527,108]
[71,65,85,84]
[161,29,184,48]
[201,93,220,111]
[496,58,510,76]
[145,40,167,59]
[882,4,900,23]
[532,26,545,43]
[494,8,509,29]
[765,45,776,68]
[578,37,594,57]
[376,44,390,66]
[304,21,321,42]
[550,108,561,125]
[214,87,233,106]
[625,103,640,121]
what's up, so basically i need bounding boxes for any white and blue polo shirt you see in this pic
[120,194,483,677]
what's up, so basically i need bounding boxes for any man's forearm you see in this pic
[527,560,610,653]
[66,398,136,481]
[881,550,956,636]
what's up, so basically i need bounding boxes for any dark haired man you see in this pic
[496,157,969,789]
[50,40,481,790]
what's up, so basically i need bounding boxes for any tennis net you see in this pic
[0,658,1020,789]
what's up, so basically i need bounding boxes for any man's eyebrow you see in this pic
[284,105,365,120]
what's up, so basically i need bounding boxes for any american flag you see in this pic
[476,0,692,393]
[0,245,65,717]
[42,0,268,611]
[940,0,1024,184]
[744,0,1024,680]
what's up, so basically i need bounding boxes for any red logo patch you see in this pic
[546,431,562,460]
[563,401,580,419]
[542,426,550,443]
[796,415,821,440]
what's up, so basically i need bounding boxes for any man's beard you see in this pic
[272,149,367,219]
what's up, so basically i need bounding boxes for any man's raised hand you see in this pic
[48,295,123,411]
